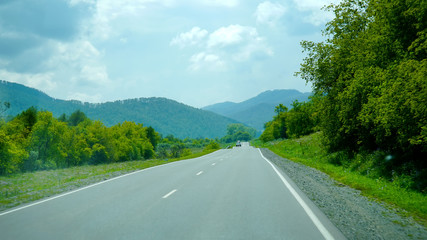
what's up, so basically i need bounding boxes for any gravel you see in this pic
[260,148,427,240]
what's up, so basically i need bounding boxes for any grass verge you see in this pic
[252,133,427,227]
[0,149,218,212]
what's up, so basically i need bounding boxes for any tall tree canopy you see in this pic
[297,0,426,168]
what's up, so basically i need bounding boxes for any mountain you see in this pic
[203,89,312,131]
[0,80,238,139]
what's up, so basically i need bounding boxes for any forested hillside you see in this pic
[203,89,311,131]
[0,81,237,138]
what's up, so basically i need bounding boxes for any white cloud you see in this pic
[292,0,340,26]
[38,40,112,100]
[207,25,258,48]
[293,0,333,10]
[207,25,273,61]
[189,52,226,72]
[88,0,176,39]
[170,27,208,48]
[0,69,56,92]
[233,41,274,62]
[200,0,239,7]
[255,1,286,26]
[171,24,274,72]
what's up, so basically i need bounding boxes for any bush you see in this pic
[204,142,220,151]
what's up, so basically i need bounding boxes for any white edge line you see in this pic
[0,150,223,217]
[258,149,335,240]
[162,189,177,199]
[0,168,149,217]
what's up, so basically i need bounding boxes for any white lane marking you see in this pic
[258,149,335,240]
[162,189,177,199]
[220,159,224,161]
[212,163,216,166]
[196,171,203,176]
[0,167,155,217]
[0,150,226,217]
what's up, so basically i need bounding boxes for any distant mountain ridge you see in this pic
[0,80,238,139]
[203,89,312,131]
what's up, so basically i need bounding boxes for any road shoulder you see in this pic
[260,148,427,240]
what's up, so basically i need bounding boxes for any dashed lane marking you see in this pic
[162,189,177,199]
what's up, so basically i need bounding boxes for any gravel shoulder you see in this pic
[261,148,427,240]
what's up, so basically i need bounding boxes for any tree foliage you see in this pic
[154,135,216,159]
[296,0,426,169]
[221,123,257,143]
[260,97,319,142]
[0,108,158,174]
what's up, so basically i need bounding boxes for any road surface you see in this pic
[0,142,346,239]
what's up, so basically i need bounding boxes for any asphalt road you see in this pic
[0,143,346,239]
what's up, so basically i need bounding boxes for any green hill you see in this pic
[0,80,238,139]
[203,89,311,131]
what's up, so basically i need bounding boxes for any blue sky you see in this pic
[0,0,339,107]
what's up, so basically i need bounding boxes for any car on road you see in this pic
[236,141,241,147]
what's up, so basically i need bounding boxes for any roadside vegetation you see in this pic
[0,106,224,176]
[220,123,256,143]
[253,133,427,226]
[256,0,426,225]
[261,0,426,192]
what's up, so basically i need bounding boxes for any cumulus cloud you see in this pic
[200,0,239,7]
[254,1,286,26]
[0,69,56,92]
[171,24,273,72]
[207,25,273,61]
[170,27,208,48]
[207,25,258,48]
[88,0,176,39]
[292,0,340,26]
[46,40,111,88]
[189,52,226,72]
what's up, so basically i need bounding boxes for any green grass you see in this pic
[0,149,217,212]
[253,132,427,227]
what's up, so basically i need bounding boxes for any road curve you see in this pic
[0,143,346,239]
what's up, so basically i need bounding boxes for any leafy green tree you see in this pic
[204,141,220,151]
[28,111,68,170]
[286,100,317,138]
[61,121,92,167]
[259,121,276,142]
[0,128,27,174]
[14,106,37,137]
[274,104,288,116]
[222,123,257,143]
[68,110,88,127]
[156,143,170,159]
[170,143,185,158]
[0,107,163,174]
[146,126,160,150]
[296,0,426,172]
